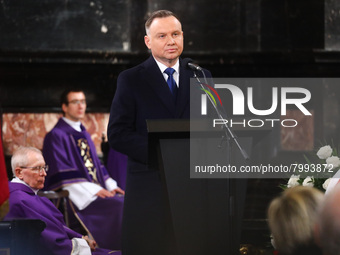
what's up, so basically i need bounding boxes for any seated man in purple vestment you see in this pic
[4,146,119,255]
[42,89,124,250]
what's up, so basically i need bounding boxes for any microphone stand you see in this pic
[192,69,249,255]
[192,71,250,162]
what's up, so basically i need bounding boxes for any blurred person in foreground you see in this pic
[315,184,340,255]
[268,186,323,255]
[4,146,119,255]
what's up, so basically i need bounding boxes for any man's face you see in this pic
[144,16,183,67]
[16,152,47,190]
[62,92,86,122]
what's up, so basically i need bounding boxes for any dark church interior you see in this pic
[1,0,340,254]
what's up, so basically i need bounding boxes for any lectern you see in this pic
[147,119,268,255]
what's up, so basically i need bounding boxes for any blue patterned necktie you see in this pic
[164,67,178,100]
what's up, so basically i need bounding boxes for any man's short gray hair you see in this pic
[11,146,42,175]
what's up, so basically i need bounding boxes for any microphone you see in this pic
[188,62,203,71]
[182,58,203,71]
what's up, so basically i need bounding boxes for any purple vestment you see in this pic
[4,182,118,255]
[43,118,124,250]
[106,148,127,190]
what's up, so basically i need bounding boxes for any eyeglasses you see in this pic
[68,99,86,105]
[20,165,49,173]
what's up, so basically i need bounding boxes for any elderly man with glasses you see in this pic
[4,146,118,255]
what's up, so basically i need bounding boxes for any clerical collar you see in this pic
[12,177,39,195]
[62,117,82,132]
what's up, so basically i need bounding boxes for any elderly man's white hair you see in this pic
[11,146,42,176]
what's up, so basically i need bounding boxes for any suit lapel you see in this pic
[142,57,177,116]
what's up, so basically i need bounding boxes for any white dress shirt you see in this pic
[154,58,180,87]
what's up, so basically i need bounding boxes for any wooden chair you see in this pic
[37,190,70,227]
[38,190,91,238]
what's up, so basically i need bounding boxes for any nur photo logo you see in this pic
[198,78,312,128]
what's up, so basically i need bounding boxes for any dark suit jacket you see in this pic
[107,56,211,255]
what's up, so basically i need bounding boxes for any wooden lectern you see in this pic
[147,119,268,255]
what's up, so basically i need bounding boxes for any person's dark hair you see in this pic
[60,88,84,106]
[145,10,180,34]
[60,88,85,116]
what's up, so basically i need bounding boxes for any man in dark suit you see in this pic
[107,10,211,255]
